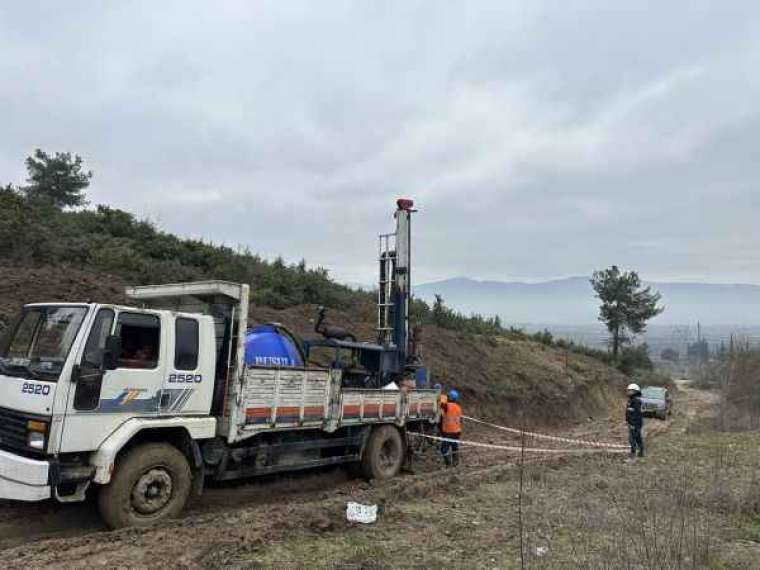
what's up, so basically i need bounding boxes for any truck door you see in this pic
[157,315,215,415]
[59,310,168,453]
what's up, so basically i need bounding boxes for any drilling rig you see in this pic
[304,198,427,388]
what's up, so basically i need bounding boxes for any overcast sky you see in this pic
[2,1,759,286]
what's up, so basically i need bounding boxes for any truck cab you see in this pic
[0,299,219,503]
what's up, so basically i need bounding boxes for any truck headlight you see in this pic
[26,420,47,450]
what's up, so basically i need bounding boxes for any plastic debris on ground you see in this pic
[346,502,378,524]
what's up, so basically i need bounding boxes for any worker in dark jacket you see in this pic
[440,389,462,467]
[626,383,644,458]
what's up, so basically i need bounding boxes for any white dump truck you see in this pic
[0,200,438,528]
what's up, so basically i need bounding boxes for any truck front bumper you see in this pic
[0,449,50,501]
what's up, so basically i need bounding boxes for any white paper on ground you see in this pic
[346,502,378,524]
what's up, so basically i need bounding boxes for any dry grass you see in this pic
[690,350,760,431]
[179,424,760,569]
[506,388,760,569]
[205,388,760,570]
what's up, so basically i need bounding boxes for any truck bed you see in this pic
[230,366,438,442]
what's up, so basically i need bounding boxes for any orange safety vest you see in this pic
[441,402,462,435]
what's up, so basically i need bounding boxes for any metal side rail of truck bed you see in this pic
[229,365,439,442]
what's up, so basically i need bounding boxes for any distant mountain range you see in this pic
[413,277,760,326]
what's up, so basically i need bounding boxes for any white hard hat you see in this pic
[627,383,641,392]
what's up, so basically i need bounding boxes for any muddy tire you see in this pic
[361,425,404,481]
[97,443,192,529]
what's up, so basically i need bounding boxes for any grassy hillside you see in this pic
[1,189,361,311]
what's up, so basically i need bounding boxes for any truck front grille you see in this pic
[0,406,46,455]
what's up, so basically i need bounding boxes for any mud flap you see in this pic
[401,428,414,473]
[187,439,205,497]
[191,464,205,497]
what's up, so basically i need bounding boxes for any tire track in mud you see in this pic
[0,425,542,549]
[0,450,550,569]
[0,427,648,551]
[0,440,530,558]
[0,467,356,550]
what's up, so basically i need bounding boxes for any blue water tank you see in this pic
[244,325,304,367]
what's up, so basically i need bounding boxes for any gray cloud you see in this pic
[2,1,759,285]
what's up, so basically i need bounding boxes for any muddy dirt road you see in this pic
[0,386,707,569]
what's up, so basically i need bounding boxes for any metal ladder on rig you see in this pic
[377,231,397,346]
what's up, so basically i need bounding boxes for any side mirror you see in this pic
[103,335,121,370]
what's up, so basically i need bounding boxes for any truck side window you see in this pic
[82,309,115,368]
[75,308,115,411]
[117,313,160,369]
[175,318,199,370]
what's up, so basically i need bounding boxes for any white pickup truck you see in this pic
[0,280,438,528]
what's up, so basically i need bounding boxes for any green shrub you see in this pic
[532,329,554,345]
[418,294,506,336]
[618,344,654,375]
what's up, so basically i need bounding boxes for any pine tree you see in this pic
[23,149,92,209]
[432,294,446,327]
[590,265,664,358]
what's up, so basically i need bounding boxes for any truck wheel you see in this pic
[361,425,404,481]
[97,442,192,529]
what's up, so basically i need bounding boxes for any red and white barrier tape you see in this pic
[409,432,628,454]
[462,415,629,449]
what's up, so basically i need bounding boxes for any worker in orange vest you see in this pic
[440,389,462,467]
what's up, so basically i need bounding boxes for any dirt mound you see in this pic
[249,303,627,427]
[0,263,126,326]
[0,263,626,426]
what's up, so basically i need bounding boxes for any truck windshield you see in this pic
[0,306,87,382]
[641,387,665,399]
